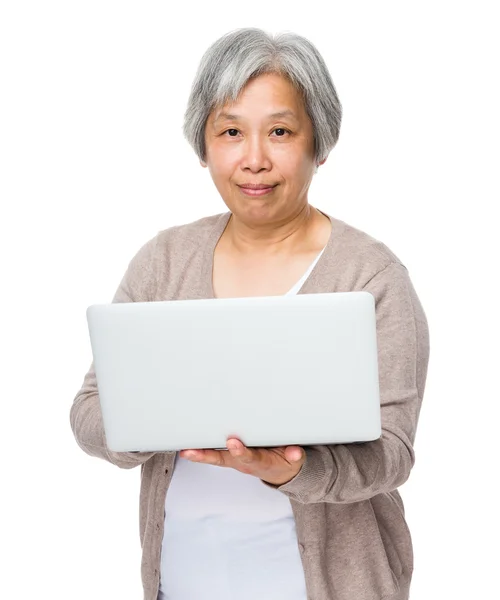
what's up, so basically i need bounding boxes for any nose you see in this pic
[240,134,272,173]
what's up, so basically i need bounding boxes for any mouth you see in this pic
[238,184,277,197]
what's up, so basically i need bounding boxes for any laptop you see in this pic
[86,292,381,452]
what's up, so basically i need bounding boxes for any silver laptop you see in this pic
[86,292,381,452]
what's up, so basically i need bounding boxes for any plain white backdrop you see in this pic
[1,1,498,598]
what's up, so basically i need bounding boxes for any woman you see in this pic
[70,28,430,600]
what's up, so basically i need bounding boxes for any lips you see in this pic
[238,184,276,190]
[238,185,276,197]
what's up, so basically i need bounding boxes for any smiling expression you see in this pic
[203,73,325,226]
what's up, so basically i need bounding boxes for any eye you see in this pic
[273,128,290,137]
[221,128,291,138]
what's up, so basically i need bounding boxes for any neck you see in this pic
[226,204,319,257]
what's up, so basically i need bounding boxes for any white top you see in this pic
[157,247,326,600]
[286,246,326,296]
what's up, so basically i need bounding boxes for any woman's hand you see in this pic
[179,438,306,486]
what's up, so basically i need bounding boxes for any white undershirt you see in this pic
[157,247,326,600]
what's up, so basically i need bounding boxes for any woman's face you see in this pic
[203,73,324,226]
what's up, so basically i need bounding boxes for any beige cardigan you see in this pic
[70,210,430,600]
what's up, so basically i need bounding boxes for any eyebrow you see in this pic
[213,109,298,126]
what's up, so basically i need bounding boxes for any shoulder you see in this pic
[153,212,227,254]
[332,215,405,268]
[318,213,409,291]
[123,212,226,279]
[334,217,404,267]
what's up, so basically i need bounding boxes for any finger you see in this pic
[185,448,231,467]
[226,438,256,464]
[180,449,203,460]
[285,445,305,463]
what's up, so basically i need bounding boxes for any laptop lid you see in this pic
[86,292,381,452]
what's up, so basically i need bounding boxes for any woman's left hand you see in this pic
[179,438,306,486]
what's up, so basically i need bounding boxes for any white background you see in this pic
[1,1,498,598]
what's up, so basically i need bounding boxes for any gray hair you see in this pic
[183,28,342,166]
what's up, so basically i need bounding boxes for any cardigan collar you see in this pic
[199,209,348,299]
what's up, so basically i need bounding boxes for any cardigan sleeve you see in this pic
[264,261,430,503]
[69,235,160,469]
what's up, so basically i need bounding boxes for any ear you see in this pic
[200,159,207,168]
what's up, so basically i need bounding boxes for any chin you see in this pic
[238,204,283,223]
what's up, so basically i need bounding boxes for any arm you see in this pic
[69,235,160,469]
[264,261,430,503]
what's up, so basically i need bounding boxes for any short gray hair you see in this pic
[183,28,342,166]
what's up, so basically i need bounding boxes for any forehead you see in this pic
[211,73,306,125]
[213,109,299,125]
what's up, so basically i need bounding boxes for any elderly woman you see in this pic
[70,28,429,600]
